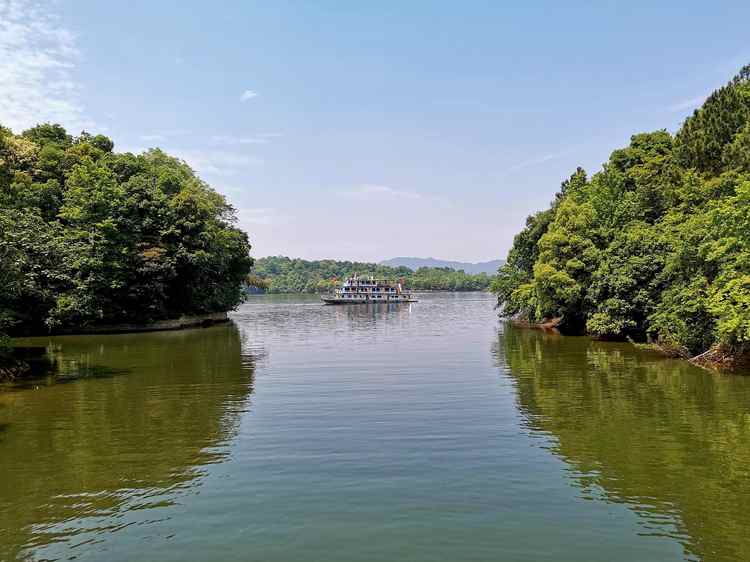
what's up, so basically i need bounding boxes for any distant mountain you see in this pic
[379,257,504,275]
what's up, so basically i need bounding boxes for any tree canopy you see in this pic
[0,123,253,349]
[492,64,750,362]
[251,256,493,293]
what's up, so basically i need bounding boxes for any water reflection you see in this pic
[8,293,749,562]
[496,324,750,562]
[232,295,416,352]
[0,324,256,562]
[331,302,413,330]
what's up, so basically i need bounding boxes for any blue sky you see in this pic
[3,1,749,262]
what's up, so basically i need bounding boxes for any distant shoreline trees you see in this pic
[250,256,494,293]
[492,65,750,367]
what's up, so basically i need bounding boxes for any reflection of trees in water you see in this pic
[495,324,750,562]
[0,324,257,561]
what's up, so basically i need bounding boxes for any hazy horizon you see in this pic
[253,254,504,264]
[3,0,749,262]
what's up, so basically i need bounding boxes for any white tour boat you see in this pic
[321,274,417,304]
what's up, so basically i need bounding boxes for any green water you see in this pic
[1,293,749,562]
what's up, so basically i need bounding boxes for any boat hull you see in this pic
[321,296,417,304]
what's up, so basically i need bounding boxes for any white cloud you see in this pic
[138,129,191,143]
[499,148,576,177]
[114,143,263,177]
[169,148,263,176]
[240,89,258,102]
[668,95,707,113]
[140,134,166,142]
[341,184,422,200]
[0,0,94,132]
[210,133,281,145]
[236,208,287,226]
[212,135,267,144]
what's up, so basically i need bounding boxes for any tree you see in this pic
[250,256,493,293]
[493,64,750,364]
[0,124,253,348]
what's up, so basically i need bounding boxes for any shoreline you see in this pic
[507,319,749,374]
[1,313,230,383]
[257,289,491,295]
[632,341,750,373]
[13,312,230,337]
[509,318,562,333]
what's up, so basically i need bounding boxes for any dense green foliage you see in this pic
[252,256,493,293]
[0,123,253,346]
[493,65,750,360]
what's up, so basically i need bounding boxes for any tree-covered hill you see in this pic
[251,256,494,293]
[0,123,253,352]
[492,65,750,366]
[380,257,504,274]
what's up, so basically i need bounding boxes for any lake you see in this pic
[1,292,749,562]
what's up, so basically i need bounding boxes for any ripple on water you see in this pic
[1,293,748,562]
